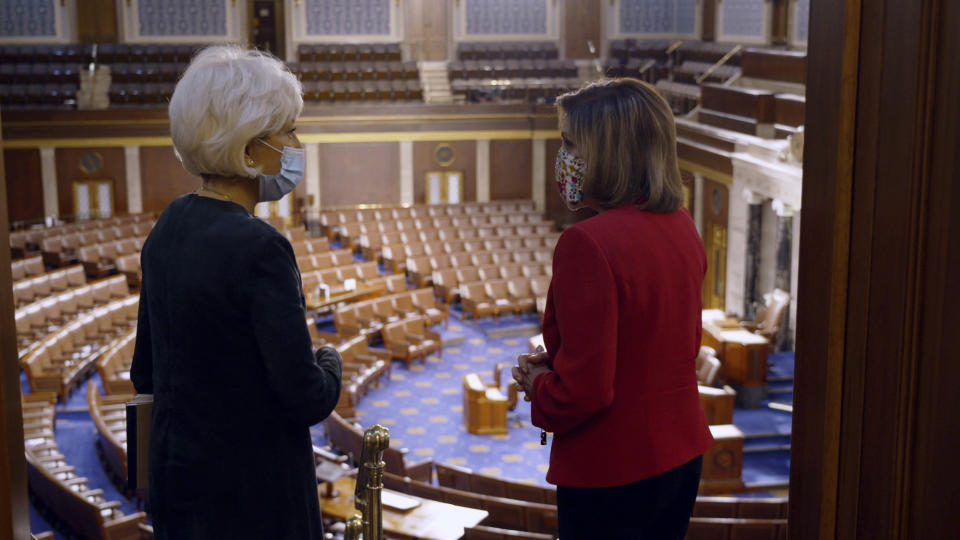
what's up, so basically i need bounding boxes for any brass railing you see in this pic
[344,424,390,540]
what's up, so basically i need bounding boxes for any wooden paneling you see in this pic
[77,0,118,43]
[564,0,602,59]
[774,94,806,127]
[697,110,759,136]
[700,84,776,122]
[0,108,31,540]
[318,142,400,208]
[54,147,126,218]
[489,139,532,201]
[909,1,960,535]
[741,49,807,85]
[677,140,733,176]
[3,149,43,225]
[1,104,553,141]
[413,141,476,203]
[140,146,199,214]
[702,0,717,41]
[792,0,960,539]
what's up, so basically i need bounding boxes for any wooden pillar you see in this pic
[563,0,603,59]
[0,108,30,539]
[791,0,960,537]
[77,0,118,43]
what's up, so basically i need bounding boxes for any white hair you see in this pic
[169,45,303,178]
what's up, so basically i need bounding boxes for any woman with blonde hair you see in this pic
[514,78,712,539]
[131,45,341,539]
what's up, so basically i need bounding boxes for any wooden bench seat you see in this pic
[324,411,433,482]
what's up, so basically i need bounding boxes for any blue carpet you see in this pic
[734,406,793,436]
[333,321,553,486]
[54,401,141,516]
[323,320,793,491]
[29,506,62,540]
[20,369,143,537]
[742,449,791,485]
[768,352,794,379]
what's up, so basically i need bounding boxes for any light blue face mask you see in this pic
[255,139,305,202]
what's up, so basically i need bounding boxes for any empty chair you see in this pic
[460,282,501,322]
[411,288,447,327]
[381,316,442,368]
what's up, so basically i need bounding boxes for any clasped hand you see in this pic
[512,348,551,402]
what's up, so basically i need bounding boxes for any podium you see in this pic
[699,385,736,425]
[462,373,508,435]
[702,310,770,408]
[700,424,746,494]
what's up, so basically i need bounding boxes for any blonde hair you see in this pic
[168,44,303,179]
[556,78,684,213]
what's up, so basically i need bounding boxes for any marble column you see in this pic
[742,190,765,319]
[40,147,58,219]
[399,140,414,205]
[773,199,795,350]
[124,146,143,214]
[476,139,490,202]
[531,138,546,212]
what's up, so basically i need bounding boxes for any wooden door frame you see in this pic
[792,0,959,538]
[0,108,30,538]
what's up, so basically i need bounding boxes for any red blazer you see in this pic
[531,205,713,488]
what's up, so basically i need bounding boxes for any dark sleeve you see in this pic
[130,274,153,394]
[249,233,342,427]
[530,227,619,435]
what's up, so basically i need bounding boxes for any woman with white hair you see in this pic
[130,45,341,540]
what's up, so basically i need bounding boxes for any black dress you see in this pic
[130,194,342,540]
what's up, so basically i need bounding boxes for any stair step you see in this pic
[767,387,793,395]
[768,375,793,383]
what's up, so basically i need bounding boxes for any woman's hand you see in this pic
[513,348,551,401]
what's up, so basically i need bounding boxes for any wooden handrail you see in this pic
[696,45,744,85]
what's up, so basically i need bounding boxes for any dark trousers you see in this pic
[556,455,703,540]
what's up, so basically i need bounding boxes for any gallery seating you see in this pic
[14,275,128,356]
[324,411,433,482]
[685,517,788,540]
[382,471,559,536]
[22,294,139,398]
[97,328,137,395]
[12,265,86,306]
[436,462,556,505]
[87,383,132,489]
[22,392,147,539]
[10,255,45,280]
[462,526,553,540]
[336,334,392,400]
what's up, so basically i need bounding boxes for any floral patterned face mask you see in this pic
[555,146,586,211]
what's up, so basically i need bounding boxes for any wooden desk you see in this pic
[701,310,770,387]
[306,284,385,313]
[320,476,488,540]
[700,424,746,494]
